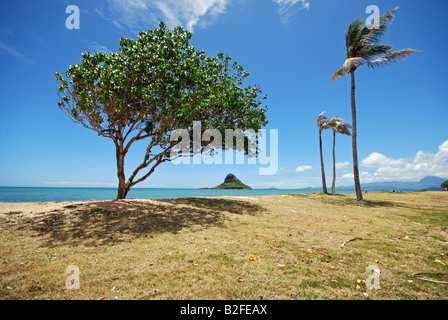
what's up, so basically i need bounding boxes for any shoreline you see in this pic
[0,187,334,204]
[1,191,445,219]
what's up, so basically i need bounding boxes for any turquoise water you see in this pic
[0,187,354,202]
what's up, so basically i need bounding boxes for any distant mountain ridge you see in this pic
[336,176,447,192]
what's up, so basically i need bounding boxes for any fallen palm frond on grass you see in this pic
[408,273,448,285]
[340,238,367,247]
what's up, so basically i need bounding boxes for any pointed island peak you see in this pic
[212,173,252,189]
[224,173,241,184]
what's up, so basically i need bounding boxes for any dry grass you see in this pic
[0,191,447,300]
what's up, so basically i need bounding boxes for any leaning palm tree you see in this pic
[329,117,351,194]
[332,7,419,201]
[316,111,335,194]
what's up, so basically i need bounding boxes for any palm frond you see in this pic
[344,57,364,69]
[361,7,399,46]
[331,66,349,81]
[332,57,363,80]
[359,44,392,61]
[346,7,398,60]
[367,48,420,69]
[317,111,336,132]
[345,17,365,52]
[316,111,327,127]
[329,116,351,135]
[335,121,352,136]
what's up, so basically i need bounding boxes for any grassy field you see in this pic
[0,191,447,300]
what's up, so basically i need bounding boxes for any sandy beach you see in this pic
[0,198,173,219]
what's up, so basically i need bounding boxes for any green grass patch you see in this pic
[1,192,447,299]
[5,211,22,215]
[63,205,78,209]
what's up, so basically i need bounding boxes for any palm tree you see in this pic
[329,117,351,194]
[331,7,419,201]
[316,111,335,194]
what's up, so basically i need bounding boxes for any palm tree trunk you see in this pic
[350,70,363,201]
[319,131,328,194]
[331,130,336,194]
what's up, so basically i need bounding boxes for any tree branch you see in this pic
[129,157,167,188]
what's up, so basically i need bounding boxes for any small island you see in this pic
[210,173,252,189]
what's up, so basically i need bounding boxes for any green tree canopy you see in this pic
[56,21,268,199]
[442,180,448,190]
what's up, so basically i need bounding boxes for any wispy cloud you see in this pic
[82,39,112,54]
[154,1,182,28]
[273,0,310,23]
[44,181,116,187]
[98,0,229,32]
[96,0,311,32]
[0,27,14,36]
[0,40,34,64]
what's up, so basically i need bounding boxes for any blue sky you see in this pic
[0,0,447,189]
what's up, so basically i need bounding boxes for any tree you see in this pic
[56,21,268,200]
[331,7,419,201]
[316,111,335,194]
[442,180,448,191]
[329,116,351,194]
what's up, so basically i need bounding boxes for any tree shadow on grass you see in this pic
[22,198,265,247]
[157,197,263,215]
[290,193,416,209]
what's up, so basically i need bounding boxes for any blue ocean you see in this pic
[0,187,354,203]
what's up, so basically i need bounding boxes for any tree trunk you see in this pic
[350,70,363,201]
[116,145,127,200]
[331,130,336,194]
[319,131,328,194]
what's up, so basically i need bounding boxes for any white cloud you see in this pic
[361,152,406,168]
[82,40,112,54]
[273,0,310,23]
[341,171,370,180]
[0,40,34,64]
[341,173,353,180]
[335,161,349,170]
[44,181,116,187]
[295,165,312,173]
[100,0,229,32]
[342,140,448,182]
